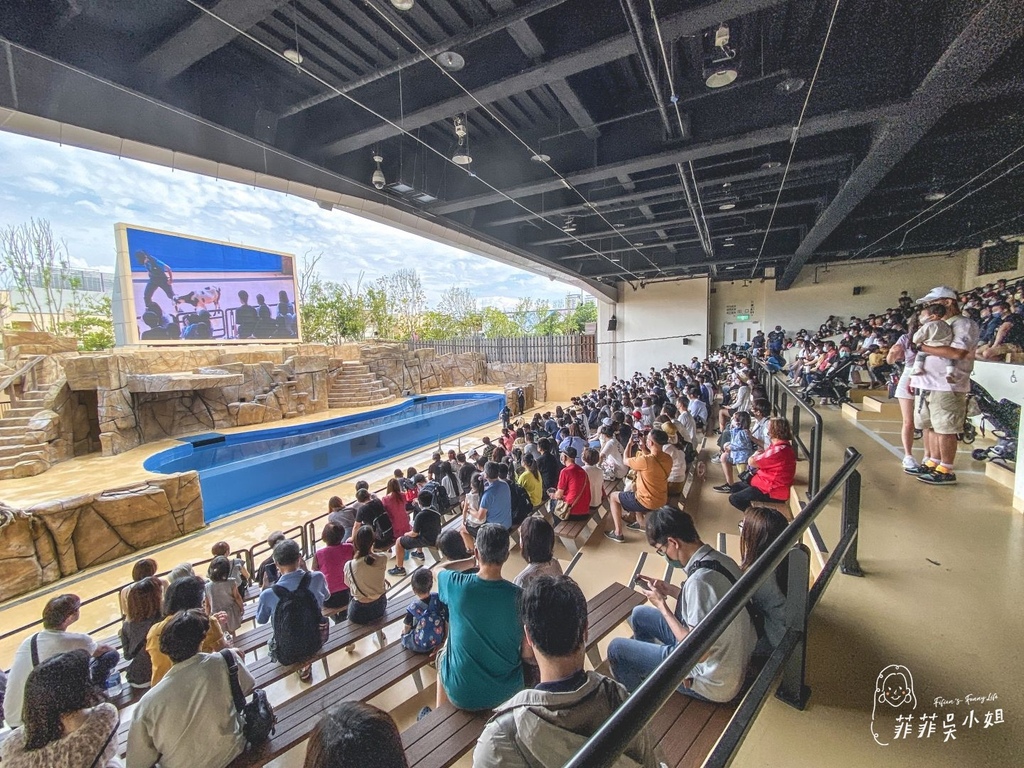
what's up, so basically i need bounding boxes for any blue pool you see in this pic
[144,393,504,522]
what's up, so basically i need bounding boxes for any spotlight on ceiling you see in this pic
[390,0,415,10]
[776,77,805,95]
[761,161,781,170]
[436,51,465,71]
[371,153,385,190]
[924,188,947,202]
[718,201,737,211]
[283,48,303,64]
[451,116,472,165]
[530,153,551,163]
[561,216,577,233]
[723,241,736,247]
[633,242,644,247]
[704,64,738,88]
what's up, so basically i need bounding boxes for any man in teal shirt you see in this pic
[435,524,524,710]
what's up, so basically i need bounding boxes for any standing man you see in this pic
[608,508,756,702]
[905,286,979,485]
[233,289,258,339]
[604,428,672,543]
[136,250,175,305]
[516,387,526,416]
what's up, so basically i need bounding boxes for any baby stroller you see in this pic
[799,355,859,406]
[970,381,1019,465]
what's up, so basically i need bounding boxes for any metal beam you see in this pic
[429,103,891,215]
[586,253,792,280]
[320,0,789,156]
[282,0,574,118]
[777,0,1024,289]
[484,155,851,226]
[535,198,820,246]
[558,225,803,259]
[138,0,291,84]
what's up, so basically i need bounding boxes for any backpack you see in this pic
[422,480,451,513]
[686,559,764,639]
[508,478,534,526]
[405,594,448,653]
[372,509,394,544]
[268,572,324,665]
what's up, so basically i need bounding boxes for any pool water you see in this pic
[144,393,504,521]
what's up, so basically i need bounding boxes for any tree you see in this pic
[0,218,74,332]
[301,274,367,343]
[437,286,481,336]
[378,268,426,340]
[58,293,114,350]
[481,306,527,338]
[560,299,598,334]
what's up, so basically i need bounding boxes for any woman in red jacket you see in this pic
[728,417,797,511]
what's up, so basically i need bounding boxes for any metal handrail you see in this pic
[752,358,823,497]
[564,447,863,768]
[1,437,489,650]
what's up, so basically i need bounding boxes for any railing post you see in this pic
[840,464,864,577]
[776,545,812,710]
[809,424,821,498]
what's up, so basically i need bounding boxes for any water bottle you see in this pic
[104,671,122,698]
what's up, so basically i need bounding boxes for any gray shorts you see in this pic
[914,390,967,435]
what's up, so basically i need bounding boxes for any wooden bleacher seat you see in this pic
[648,692,736,768]
[398,581,646,768]
[552,508,603,555]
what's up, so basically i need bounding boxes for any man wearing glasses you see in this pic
[607,507,756,703]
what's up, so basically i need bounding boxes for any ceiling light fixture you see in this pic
[704,63,738,88]
[531,153,551,163]
[436,51,465,71]
[723,241,735,247]
[776,77,805,95]
[283,48,303,64]
[371,153,386,189]
[634,242,644,247]
[718,202,737,211]
[924,188,947,202]
[562,216,577,233]
[452,116,472,165]
[390,0,415,10]
[761,161,781,170]
[704,23,738,89]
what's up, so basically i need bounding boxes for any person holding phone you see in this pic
[604,429,672,543]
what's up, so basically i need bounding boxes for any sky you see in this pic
[0,130,580,310]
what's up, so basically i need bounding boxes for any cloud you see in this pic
[0,130,586,307]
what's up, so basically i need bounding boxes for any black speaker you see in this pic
[852,286,864,296]
[607,315,618,331]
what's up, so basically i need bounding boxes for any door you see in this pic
[723,321,762,347]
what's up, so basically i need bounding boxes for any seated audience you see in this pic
[437,529,479,573]
[473,575,662,768]
[608,508,756,702]
[0,649,121,768]
[581,447,605,513]
[352,488,395,549]
[120,577,163,689]
[435,524,523,712]
[382,478,413,541]
[205,556,243,636]
[513,517,563,588]
[127,609,254,768]
[345,526,389,625]
[740,506,791,652]
[390,489,442,577]
[5,595,118,729]
[311,522,354,623]
[210,541,249,590]
[327,495,356,541]
[303,701,409,768]
[118,558,160,617]
[713,411,754,492]
[547,446,591,518]
[606,429,672,543]
[148,577,228,686]
[726,418,797,512]
[517,453,545,509]
[255,539,328,683]
[401,568,448,654]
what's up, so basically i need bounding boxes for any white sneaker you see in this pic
[901,455,918,470]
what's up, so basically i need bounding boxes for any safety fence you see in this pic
[408,333,596,364]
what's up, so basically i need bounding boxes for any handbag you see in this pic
[552,486,582,521]
[739,466,758,484]
[221,649,276,746]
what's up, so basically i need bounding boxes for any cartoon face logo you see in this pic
[871,665,917,746]
[878,671,914,707]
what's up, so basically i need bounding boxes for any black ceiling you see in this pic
[1,0,1023,291]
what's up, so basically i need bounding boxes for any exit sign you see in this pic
[736,314,750,321]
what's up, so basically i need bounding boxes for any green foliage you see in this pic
[300,273,366,344]
[59,293,114,350]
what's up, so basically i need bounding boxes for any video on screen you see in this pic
[121,227,299,344]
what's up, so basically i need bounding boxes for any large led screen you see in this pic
[114,224,300,345]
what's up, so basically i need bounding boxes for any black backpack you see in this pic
[269,572,324,665]
[686,559,765,639]
[422,480,451,513]
[508,478,534,527]
[372,509,394,544]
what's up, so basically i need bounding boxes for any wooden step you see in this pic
[861,395,902,416]
[985,461,1015,490]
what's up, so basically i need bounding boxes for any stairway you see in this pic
[327,361,396,409]
[0,386,54,480]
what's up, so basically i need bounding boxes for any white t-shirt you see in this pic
[583,464,604,508]
[915,315,979,393]
[678,545,756,702]
[599,437,627,479]
[5,629,97,727]
[663,443,688,483]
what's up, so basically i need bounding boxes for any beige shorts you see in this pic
[914,390,967,435]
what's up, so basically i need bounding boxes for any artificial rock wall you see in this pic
[0,471,203,601]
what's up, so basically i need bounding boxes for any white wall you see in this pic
[597,278,709,382]
[709,254,968,346]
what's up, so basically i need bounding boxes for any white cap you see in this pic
[916,286,958,303]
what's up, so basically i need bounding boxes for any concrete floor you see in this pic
[0,389,1021,767]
